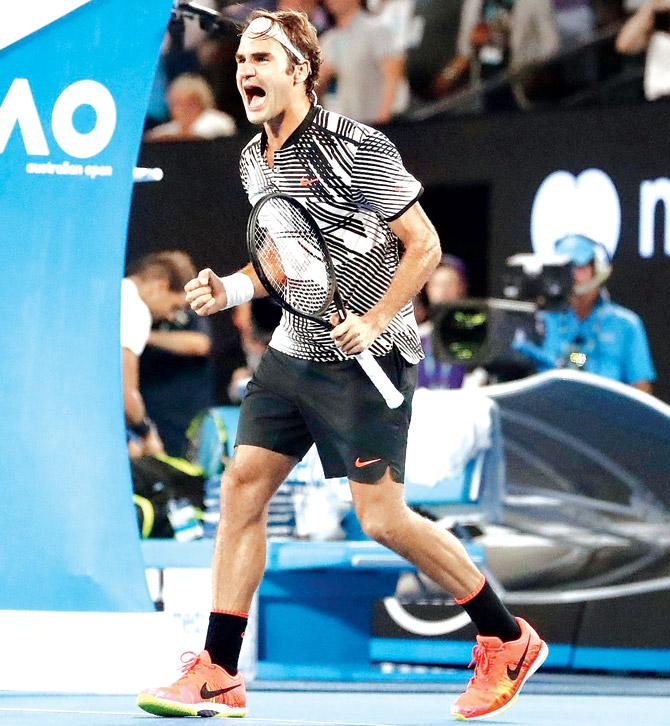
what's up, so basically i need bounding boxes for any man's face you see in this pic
[426,266,466,305]
[168,89,203,126]
[236,33,297,125]
[144,280,186,322]
[573,262,595,288]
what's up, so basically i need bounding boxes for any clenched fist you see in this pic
[184,268,228,316]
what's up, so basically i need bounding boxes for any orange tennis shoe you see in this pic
[137,650,247,718]
[451,617,548,721]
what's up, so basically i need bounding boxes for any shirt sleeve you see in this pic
[239,138,266,205]
[319,29,335,66]
[351,130,423,221]
[622,315,656,384]
[239,153,250,197]
[514,311,561,371]
[371,19,402,62]
[120,281,152,357]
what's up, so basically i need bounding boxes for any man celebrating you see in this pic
[137,10,547,721]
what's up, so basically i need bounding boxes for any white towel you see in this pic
[645,32,670,101]
[406,389,493,487]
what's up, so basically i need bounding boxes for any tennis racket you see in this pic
[246,191,404,409]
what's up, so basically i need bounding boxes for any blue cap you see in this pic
[554,235,597,267]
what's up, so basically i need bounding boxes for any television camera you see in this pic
[431,253,574,377]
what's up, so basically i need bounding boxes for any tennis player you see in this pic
[137,9,547,721]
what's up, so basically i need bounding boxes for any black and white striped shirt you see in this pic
[240,105,424,363]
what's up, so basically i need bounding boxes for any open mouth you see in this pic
[244,84,266,112]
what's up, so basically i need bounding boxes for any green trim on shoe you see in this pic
[137,693,246,718]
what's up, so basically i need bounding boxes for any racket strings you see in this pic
[253,198,333,316]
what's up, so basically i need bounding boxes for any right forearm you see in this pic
[616,2,656,54]
[148,330,211,356]
[124,387,146,427]
[512,339,557,371]
[122,347,145,425]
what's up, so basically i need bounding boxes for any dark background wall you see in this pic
[128,102,670,401]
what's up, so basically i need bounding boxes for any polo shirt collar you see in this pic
[260,104,319,155]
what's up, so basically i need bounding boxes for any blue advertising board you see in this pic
[0,0,172,610]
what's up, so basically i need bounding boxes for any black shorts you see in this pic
[235,346,417,483]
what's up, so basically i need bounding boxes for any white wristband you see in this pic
[222,272,255,309]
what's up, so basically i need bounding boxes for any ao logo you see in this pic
[0,78,116,159]
[530,169,621,259]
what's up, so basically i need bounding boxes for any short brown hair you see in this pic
[242,10,322,99]
[128,251,196,292]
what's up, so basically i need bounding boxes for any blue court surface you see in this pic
[2,675,669,726]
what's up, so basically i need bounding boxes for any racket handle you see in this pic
[354,349,405,409]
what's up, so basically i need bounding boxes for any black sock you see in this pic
[458,580,521,642]
[204,611,248,674]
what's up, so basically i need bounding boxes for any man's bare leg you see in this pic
[212,444,297,611]
[350,468,547,721]
[136,445,296,718]
[350,470,482,599]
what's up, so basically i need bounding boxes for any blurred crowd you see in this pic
[142,0,670,140]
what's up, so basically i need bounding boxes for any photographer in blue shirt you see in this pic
[516,234,656,393]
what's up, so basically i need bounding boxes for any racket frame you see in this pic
[247,191,341,326]
[247,191,404,409]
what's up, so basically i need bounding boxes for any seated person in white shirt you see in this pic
[143,73,237,141]
[122,251,197,457]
